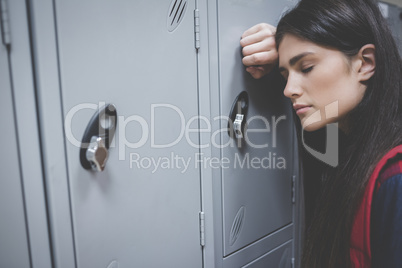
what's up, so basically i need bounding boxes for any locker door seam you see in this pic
[25,0,56,266]
[50,0,78,267]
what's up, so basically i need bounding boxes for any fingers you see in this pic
[241,23,276,40]
[242,50,278,67]
[240,23,278,79]
[242,37,276,57]
[240,30,275,48]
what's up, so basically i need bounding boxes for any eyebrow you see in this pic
[278,52,314,73]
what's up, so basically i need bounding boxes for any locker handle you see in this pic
[227,91,249,139]
[80,104,117,171]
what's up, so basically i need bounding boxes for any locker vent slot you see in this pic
[167,0,188,32]
[229,206,245,246]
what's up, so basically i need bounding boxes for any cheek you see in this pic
[309,66,356,109]
[328,75,365,118]
[337,89,365,117]
[306,76,341,108]
[302,81,364,132]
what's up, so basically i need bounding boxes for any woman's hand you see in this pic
[240,23,278,79]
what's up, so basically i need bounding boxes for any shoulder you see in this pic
[372,155,402,231]
[372,157,402,223]
[371,157,402,267]
[375,157,402,193]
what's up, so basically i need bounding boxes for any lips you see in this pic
[293,104,312,115]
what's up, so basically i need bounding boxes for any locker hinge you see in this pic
[291,175,296,204]
[291,257,295,268]
[199,211,205,246]
[0,0,11,48]
[194,9,200,49]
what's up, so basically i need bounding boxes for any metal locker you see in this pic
[0,1,51,267]
[198,0,301,267]
[3,0,302,267]
[0,19,31,268]
[6,0,401,267]
[218,0,295,257]
[29,0,203,267]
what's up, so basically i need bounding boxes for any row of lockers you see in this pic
[1,0,400,267]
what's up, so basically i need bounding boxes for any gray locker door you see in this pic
[0,28,31,268]
[217,0,296,257]
[49,0,202,267]
[0,1,52,267]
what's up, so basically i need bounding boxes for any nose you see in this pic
[283,75,303,99]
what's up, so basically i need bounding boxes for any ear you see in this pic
[356,44,376,82]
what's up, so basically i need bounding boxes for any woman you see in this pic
[241,0,402,267]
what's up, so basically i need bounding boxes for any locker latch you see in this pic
[80,104,117,172]
[228,91,249,140]
[233,114,245,139]
[86,136,109,172]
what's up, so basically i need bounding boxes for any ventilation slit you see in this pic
[235,217,242,234]
[167,0,188,32]
[169,0,178,17]
[177,2,187,22]
[229,206,245,246]
[233,217,241,234]
[171,0,183,25]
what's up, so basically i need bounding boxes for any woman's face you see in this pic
[278,34,367,132]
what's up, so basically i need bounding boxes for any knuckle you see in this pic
[265,37,276,46]
[261,28,274,37]
[252,54,265,65]
[255,23,264,30]
[253,54,260,63]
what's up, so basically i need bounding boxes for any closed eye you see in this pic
[301,66,314,74]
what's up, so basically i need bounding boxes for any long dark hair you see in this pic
[275,0,402,267]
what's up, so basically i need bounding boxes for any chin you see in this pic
[301,123,324,132]
[301,118,340,132]
[301,118,328,132]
